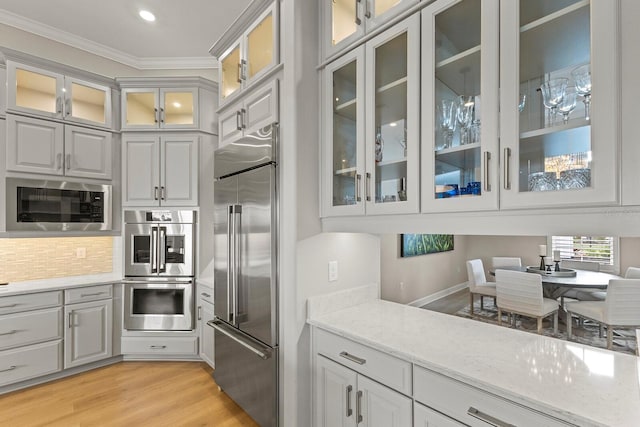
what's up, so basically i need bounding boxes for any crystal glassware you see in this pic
[540,78,568,127]
[456,95,474,145]
[558,86,578,124]
[571,64,592,121]
[518,93,526,113]
[437,99,457,150]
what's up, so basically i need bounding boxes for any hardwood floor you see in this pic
[0,362,259,427]
[421,288,470,315]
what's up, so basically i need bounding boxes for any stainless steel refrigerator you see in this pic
[208,123,278,427]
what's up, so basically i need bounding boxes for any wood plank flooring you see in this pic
[0,361,258,427]
[421,288,470,314]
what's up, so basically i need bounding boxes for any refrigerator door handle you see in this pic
[208,319,272,360]
[151,227,158,273]
[232,204,242,326]
[227,205,234,323]
[159,227,167,273]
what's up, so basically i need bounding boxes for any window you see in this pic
[549,236,619,274]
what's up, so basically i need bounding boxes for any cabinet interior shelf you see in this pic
[334,98,357,121]
[435,142,480,156]
[376,158,407,181]
[520,119,590,140]
[436,46,481,96]
[435,143,480,171]
[376,77,407,125]
[334,166,357,177]
[520,0,590,34]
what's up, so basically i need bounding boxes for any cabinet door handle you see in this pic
[65,97,71,116]
[66,154,71,170]
[0,304,18,309]
[236,111,243,131]
[364,0,372,18]
[483,151,491,192]
[201,292,211,298]
[154,186,159,200]
[57,153,63,170]
[356,390,363,423]
[503,147,512,190]
[237,62,243,83]
[161,186,166,200]
[154,108,159,123]
[0,330,17,336]
[150,345,167,349]
[0,366,17,373]
[355,174,362,202]
[355,0,362,25]
[160,107,165,124]
[241,59,247,81]
[241,108,247,129]
[197,306,202,321]
[68,312,74,328]
[339,351,366,365]
[80,292,106,297]
[365,173,371,202]
[346,385,353,417]
[467,407,515,427]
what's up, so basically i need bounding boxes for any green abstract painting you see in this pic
[400,234,454,257]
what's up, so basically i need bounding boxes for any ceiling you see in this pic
[0,0,252,69]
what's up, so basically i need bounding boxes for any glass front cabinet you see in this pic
[421,0,500,212]
[121,88,198,130]
[322,15,420,216]
[499,0,619,209]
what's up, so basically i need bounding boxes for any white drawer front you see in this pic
[414,366,572,427]
[0,340,62,386]
[197,285,214,306]
[0,307,62,350]
[121,336,198,355]
[65,284,113,304]
[315,328,412,395]
[0,291,62,315]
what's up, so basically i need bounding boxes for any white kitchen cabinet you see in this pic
[121,88,199,130]
[315,355,412,427]
[217,2,278,106]
[218,79,278,146]
[321,0,419,61]
[122,134,199,206]
[7,115,112,179]
[322,15,420,217]
[64,299,113,369]
[121,336,198,356]
[6,61,112,128]
[414,402,464,427]
[197,285,215,368]
[421,0,500,213]
[499,0,619,209]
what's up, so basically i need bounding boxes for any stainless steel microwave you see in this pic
[6,178,112,231]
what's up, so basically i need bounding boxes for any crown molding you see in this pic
[0,9,217,70]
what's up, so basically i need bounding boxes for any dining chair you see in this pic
[491,257,522,269]
[624,266,640,279]
[495,270,559,334]
[566,279,640,349]
[560,260,600,271]
[466,259,496,316]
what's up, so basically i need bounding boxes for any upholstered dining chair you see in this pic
[624,266,640,279]
[560,260,604,303]
[566,279,640,349]
[495,269,559,334]
[466,259,496,316]
[491,257,522,269]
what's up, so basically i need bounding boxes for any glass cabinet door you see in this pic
[8,62,64,119]
[122,89,159,128]
[160,89,197,128]
[323,0,366,59]
[500,0,618,208]
[367,0,420,31]
[323,47,366,216]
[422,0,499,212]
[365,14,420,214]
[66,78,111,127]
[245,4,276,83]
[220,43,242,103]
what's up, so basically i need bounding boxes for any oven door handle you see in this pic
[159,226,167,273]
[151,227,158,274]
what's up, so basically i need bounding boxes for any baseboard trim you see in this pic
[408,282,468,308]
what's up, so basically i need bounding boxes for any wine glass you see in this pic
[558,86,577,124]
[571,64,592,121]
[456,96,474,145]
[437,99,457,150]
[539,78,568,126]
[518,93,526,113]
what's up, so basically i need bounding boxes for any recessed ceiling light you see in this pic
[139,10,156,22]
[173,102,181,108]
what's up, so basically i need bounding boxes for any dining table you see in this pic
[489,266,621,299]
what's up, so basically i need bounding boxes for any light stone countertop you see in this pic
[0,273,124,297]
[307,285,640,427]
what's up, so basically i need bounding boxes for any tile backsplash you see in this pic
[0,237,113,283]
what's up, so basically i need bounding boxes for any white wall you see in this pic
[381,234,468,304]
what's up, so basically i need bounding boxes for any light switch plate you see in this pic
[328,261,338,282]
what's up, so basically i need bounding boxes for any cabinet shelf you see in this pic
[376,77,407,125]
[435,143,481,171]
[334,166,357,177]
[334,98,357,121]
[519,1,590,82]
[376,158,407,181]
[435,46,481,95]
[520,119,590,140]
[435,142,480,156]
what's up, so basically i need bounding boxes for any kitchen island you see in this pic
[308,285,640,427]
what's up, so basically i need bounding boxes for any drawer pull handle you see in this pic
[356,390,363,423]
[0,330,17,336]
[467,407,515,427]
[201,292,211,298]
[0,366,17,373]
[198,306,202,321]
[339,351,366,365]
[80,292,107,297]
[150,345,167,349]
[346,385,353,417]
[0,304,18,309]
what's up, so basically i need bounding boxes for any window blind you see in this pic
[551,236,615,266]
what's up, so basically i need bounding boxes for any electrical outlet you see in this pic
[76,248,86,259]
[328,261,338,282]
